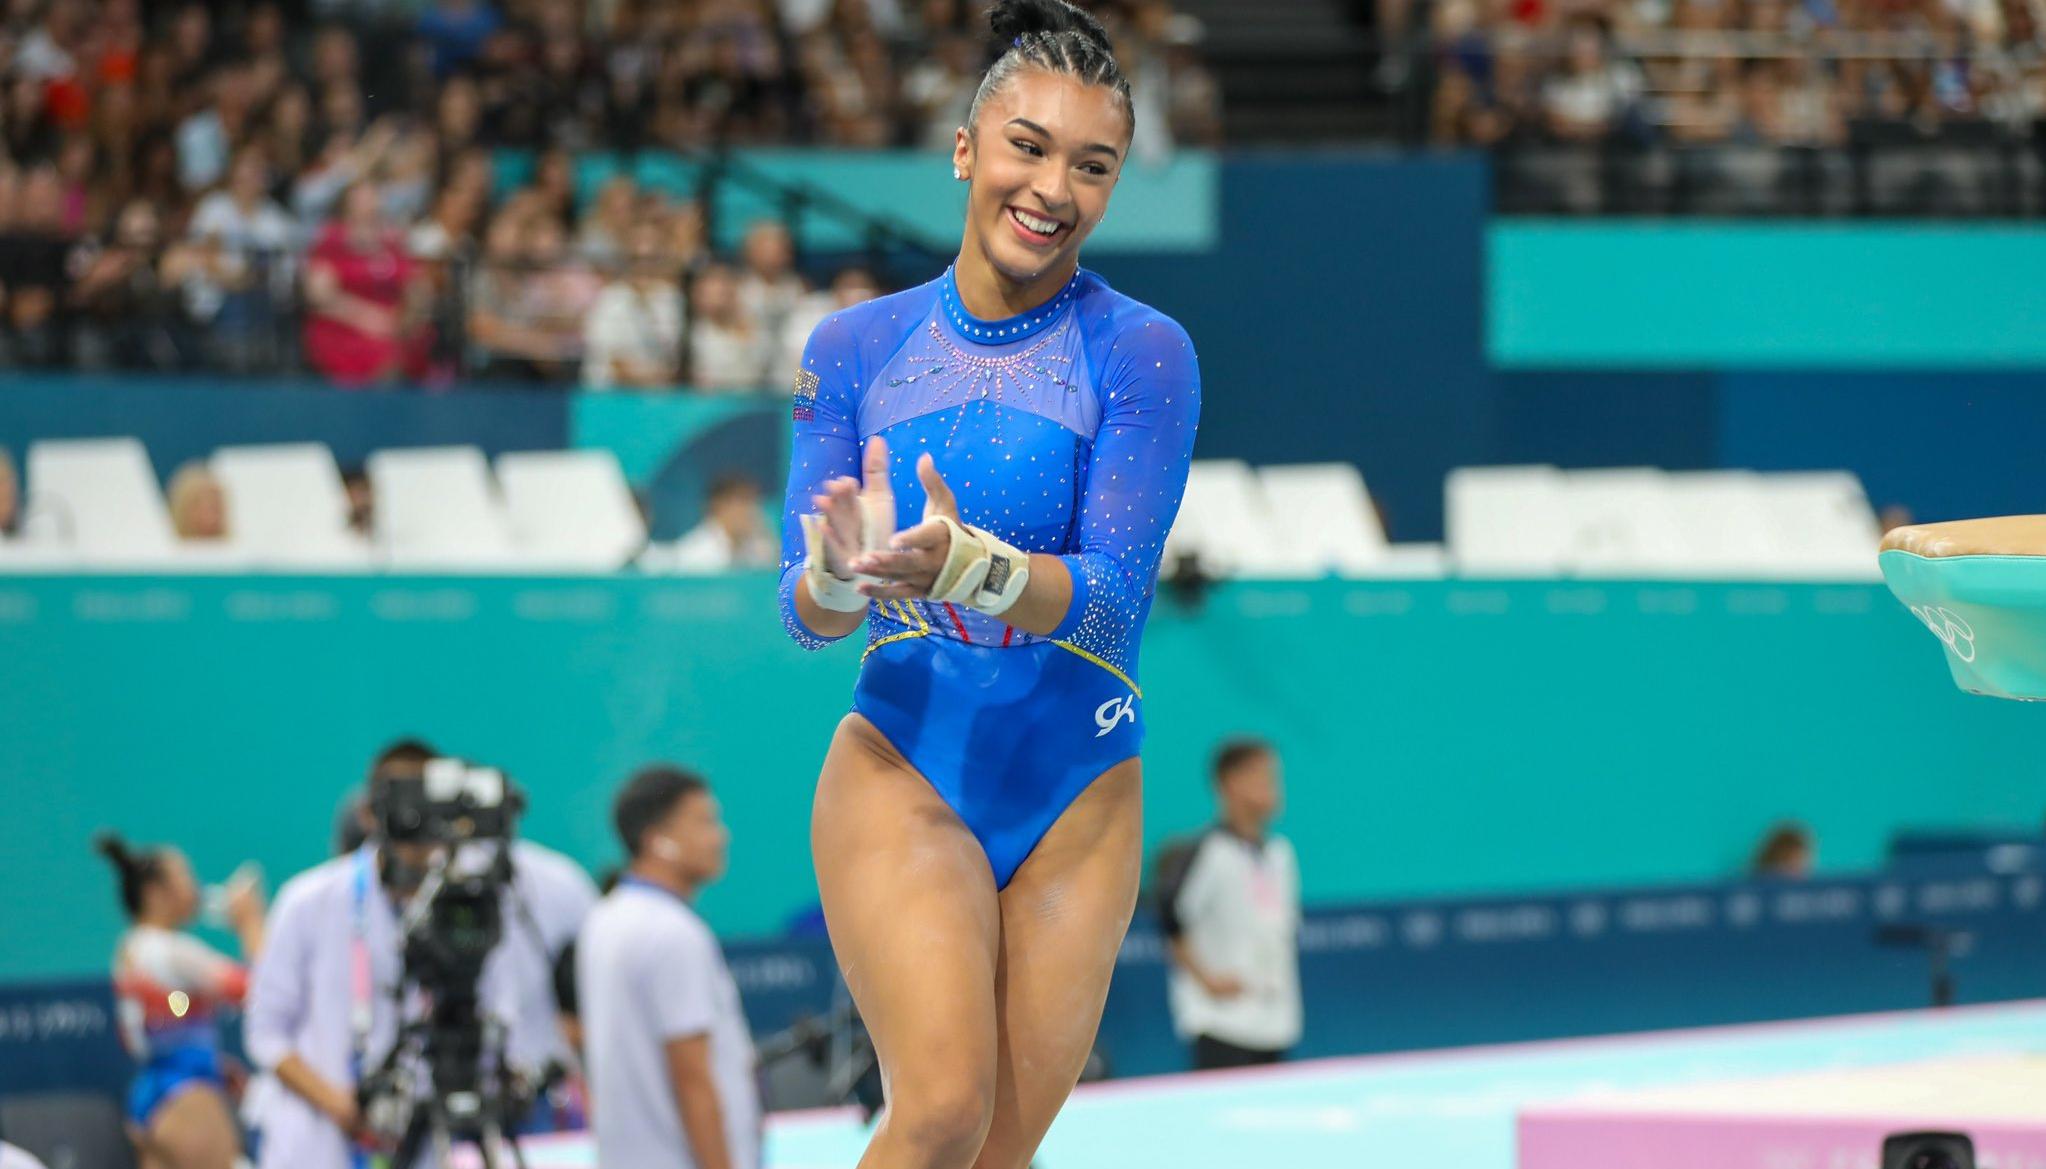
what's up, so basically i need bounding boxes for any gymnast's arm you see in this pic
[1031,316,1202,638]
[778,313,870,648]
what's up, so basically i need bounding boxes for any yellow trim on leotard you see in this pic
[861,604,1141,699]
[1050,640,1143,699]
[862,599,931,659]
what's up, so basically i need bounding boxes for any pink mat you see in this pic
[1519,1057,2046,1169]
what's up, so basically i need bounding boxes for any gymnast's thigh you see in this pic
[975,755,1144,1169]
[811,712,1005,1099]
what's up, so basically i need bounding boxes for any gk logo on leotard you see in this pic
[1094,694,1137,737]
[1908,604,1977,663]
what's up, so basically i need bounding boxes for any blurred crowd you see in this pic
[0,0,1217,382]
[1425,0,2046,148]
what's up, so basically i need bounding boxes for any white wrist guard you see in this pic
[800,501,888,613]
[928,516,1032,617]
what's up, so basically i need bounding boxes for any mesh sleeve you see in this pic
[1048,315,1202,674]
[777,312,864,649]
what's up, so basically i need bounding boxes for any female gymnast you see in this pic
[96,834,266,1169]
[776,2,1201,1165]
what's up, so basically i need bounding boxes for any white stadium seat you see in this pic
[367,445,519,569]
[495,449,646,571]
[1446,464,1570,576]
[1166,459,1296,577]
[1258,462,1386,576]
[210,443,371,569]
[1556,467,1693,576]
[23,438,178,567]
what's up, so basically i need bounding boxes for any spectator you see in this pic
[1540,17,1641,142]
[341,467,374,536]
[735,219,805,348]
[577,765,760,1169]
[69,199,192,370]
[770,263,879,388]
[302,182,431,386]
[650,473,776,572]
[167,461,229,541]
[1159,737,1302,1071]
[1751,821,1815,879]
[183,147,294,372]
[0,448,19,540]
[471,211,596,383]
[582,219,684,390]
[0,165,75,367]
[418,0,504,79]
[95,830,266,1169]
[177,60,258,193]
[685,262,769,392]
[575,176,640,268]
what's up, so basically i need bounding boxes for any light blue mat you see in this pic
[498,1002,2046,1169]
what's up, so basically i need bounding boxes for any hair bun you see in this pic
[93,831,130,864]
[988,0,1113,57]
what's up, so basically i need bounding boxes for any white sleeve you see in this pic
[643,924,717,1042]
[243,879,316,1070]
[581,289,631,384]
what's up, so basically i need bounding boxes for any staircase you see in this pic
[1176,0,1407,144]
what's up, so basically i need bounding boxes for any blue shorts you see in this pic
[128,1046,226,1128]
[853,635,1143,887]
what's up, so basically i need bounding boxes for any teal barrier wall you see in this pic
[1488,221,2046,368]
[2,576,2036,981]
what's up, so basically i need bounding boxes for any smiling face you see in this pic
[953,67,1128,290]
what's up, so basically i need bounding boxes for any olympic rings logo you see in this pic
[1908,604,1977,663]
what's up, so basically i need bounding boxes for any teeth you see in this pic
[1013,209,1060,234]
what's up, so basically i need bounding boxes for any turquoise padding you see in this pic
[1879,548,2046,700]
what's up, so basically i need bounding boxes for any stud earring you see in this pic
[954,168,967,180]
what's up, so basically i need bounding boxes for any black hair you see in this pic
[369,737,437,786]
[94,832,166,919]
[967,0,1133,139]
[613,764,710,858]
[1210,736,1274,785]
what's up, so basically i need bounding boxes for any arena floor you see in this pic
[489,1000,2046,1168]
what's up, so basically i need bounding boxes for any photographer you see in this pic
[244,743,520,1169]
[332,744,599,1097]
[577,765,759,1169]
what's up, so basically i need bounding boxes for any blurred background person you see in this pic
[181,147,292,374]
[581,219,683,391]
[166,462,228,543]
[95,831,266,1169]
[0,448,18,541]
[1751,821,1816,880]
[244,742,520,1169]
[302,182,431,388]
[682,262,768,393]
[645,473,775,573]
[577,765,758,1169]
[1159,738,1302,1071]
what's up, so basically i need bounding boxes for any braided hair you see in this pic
[966,0,1133,141]
[94,831,165,920]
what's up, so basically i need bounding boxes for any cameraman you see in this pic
[244,743,519,1169]
[332,745,599,1093]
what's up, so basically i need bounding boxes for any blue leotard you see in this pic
[778,265,1200,887]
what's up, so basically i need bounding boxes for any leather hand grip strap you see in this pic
[927,516,1032,617]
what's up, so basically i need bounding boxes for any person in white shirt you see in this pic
[646,474,776,574]
[581,222,684,391]
[1159,737,1302,1070]
[244,743,521,1169]
[578,765,760,1169]
[685,263,770,393]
